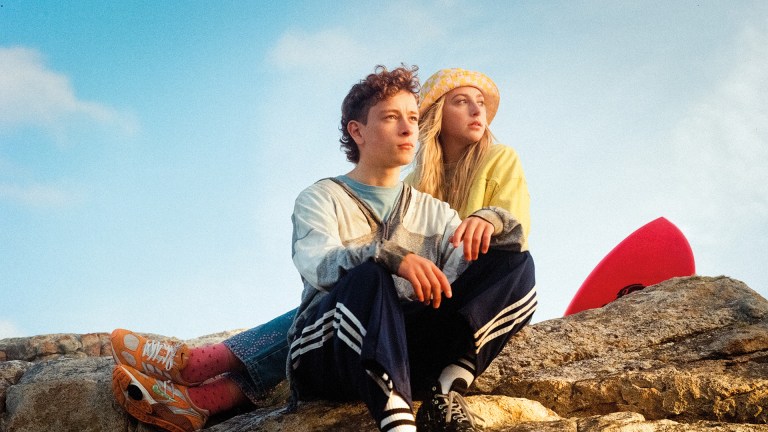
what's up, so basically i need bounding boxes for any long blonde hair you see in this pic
[411,96,495,215]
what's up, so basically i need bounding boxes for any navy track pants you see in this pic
[290,249,536,424]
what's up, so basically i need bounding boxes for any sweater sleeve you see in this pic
[483,146,531,242]
[470,206,525,252]
[291,183,408,292]
[429,202,526,285]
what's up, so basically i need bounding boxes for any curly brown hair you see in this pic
[339,65,420,163]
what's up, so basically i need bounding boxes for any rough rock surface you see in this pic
[2,276,768,431]
[475,276,768,424]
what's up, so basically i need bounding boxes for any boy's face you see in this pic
[349,90,419,169]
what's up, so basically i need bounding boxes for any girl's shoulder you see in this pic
[487,143,520,160]
[480,144,522,172]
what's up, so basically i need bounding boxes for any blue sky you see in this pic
[1,1,766,340]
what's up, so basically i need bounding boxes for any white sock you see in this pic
[380,393,415,432]
[438,355,476,394]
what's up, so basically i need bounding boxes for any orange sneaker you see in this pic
[111,328,199,386]
[112,364,209,432]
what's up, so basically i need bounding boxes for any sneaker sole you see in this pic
[112,366,200,432]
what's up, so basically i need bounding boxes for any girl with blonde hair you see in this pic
[407,68,531,249]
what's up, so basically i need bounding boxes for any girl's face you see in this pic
[439,86,487,150]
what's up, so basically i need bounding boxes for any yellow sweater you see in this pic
[406,144,531,250]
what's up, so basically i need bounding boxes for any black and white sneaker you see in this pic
[415,382,481,431]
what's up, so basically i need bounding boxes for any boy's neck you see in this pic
[346,164,401,187]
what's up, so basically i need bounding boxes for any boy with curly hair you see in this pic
[286,65,537,432]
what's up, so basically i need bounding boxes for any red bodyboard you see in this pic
[564,217,695,316]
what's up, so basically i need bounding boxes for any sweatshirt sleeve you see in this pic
[426,199,525,285]
[483,147,531,242]
[469,206,525,252]
[291,183,409,292]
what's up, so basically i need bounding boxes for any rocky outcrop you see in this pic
[474,275,768,424]
[2,276,768,431]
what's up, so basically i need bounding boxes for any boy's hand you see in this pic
[397,253,451,308]
[450,216,494,261]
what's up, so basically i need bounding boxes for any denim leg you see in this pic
[222,308,296,403]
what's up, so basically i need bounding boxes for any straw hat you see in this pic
[419,68,500,125]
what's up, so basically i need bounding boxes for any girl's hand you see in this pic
[450,216,494,261]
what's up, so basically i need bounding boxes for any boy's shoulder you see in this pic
[298,177,343,195]
[404,185,458,218]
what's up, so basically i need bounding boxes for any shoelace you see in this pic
[129,375,177,402]
[157,379,177,401]
[142,339,180,371]
[153,379,209,418]
[440,391,484,427]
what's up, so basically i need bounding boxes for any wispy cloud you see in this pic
[265,1,462,74]
[667,20,768,238]
[0,319,25,339]
[0,46,138,136]
[0,182,84,209]
[268,28,369,73]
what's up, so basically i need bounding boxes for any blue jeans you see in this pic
[222,308,296,403]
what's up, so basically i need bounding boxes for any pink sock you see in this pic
[188,376,248,415]
[181,343,243,384]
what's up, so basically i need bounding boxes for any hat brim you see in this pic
[419,68,500,125]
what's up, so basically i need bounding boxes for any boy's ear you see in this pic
[347,120,364,145]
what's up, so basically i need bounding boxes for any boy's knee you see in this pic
[331,260,395,300]
[347,260,390,281]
